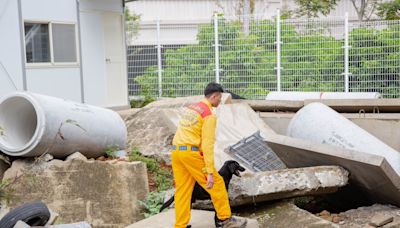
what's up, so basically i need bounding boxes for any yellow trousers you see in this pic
[172,149,231,228]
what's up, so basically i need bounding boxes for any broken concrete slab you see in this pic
[126,209,259,228]
[2,159,149,227]
[228,166,348,207]
[339,204,400,227]
[260,112,400,151]
[145,93,232,109]
[186,166,348,210]
[232,99,304,112]
[238,201,339,228]
[303,99,400,113]
[125,107,178,158]
[265,133,400,207]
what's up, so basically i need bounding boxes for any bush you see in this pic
[134,18,400,98]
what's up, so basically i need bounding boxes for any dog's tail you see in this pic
[159,195,175,212]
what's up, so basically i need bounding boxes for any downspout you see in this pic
[17,0,27,91]
[76,0,85,103]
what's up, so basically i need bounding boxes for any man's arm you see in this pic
[201,114,216,174]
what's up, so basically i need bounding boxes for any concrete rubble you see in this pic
[1,95,399,227]
[228,166,349,207]
[1,152,149,227]
[126,209,259,228]
[190,166,349,209]
[339,204,400,227]
[266,133,400,207]
[238,201,340,228]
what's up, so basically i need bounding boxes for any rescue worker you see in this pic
[172,82,247,228]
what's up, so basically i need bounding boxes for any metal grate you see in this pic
[227,131,286,172]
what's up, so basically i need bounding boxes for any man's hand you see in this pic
[206,173,214,189]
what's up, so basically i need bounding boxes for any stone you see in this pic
[47,221,92,228]
[369,213,394,227]
[126,209,259,228]
[332,214,341,223]
[0,153,10,179]
[96,156,106,161]
[43,153,54,162]
[320,210,331,216]
[13,221,30,228]
[65,152,87,161]
[46,209,60,225]
[2,159,149,227]
[239,201,339,228]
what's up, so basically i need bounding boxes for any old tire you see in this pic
[0,201,50,228]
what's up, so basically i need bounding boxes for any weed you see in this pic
[105,145,120,158]
[138,191,166,218]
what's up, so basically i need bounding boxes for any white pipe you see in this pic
[287,102,400,175]
[266,91,381,100]
[275,9,281,92]
[0,92,127,158]
[344,12,350,93]
[214,14,220,83]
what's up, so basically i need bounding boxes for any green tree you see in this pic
[350,0,381,21]
[377,0,400,20]
[294,0,338,18]
[125,8,141,43]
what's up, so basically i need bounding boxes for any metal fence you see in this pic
[126,12,400,99]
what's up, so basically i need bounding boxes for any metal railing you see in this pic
[127,11,400,99]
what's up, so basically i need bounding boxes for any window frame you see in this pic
[24,20,80,68]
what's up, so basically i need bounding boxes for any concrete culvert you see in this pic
[0,92,127,158]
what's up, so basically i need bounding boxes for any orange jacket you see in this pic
[172,99,216,174]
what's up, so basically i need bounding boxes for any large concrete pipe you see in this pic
[0,92,127,158]
[266,92,381,100]
[287,102,400,175]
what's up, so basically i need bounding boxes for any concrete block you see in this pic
[228,166,348,206]
[3,159,149,227]
[265,134,400,207]
[369,213,394,227]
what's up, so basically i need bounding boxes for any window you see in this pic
[24,22,78,64]
[25,23,50,63]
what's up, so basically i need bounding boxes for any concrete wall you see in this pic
[0,0,24,95]
[261,113,400,151]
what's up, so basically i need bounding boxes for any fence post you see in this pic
[156,20,163,97]
[275,9,282,92]
[214,14,220,83]
[344,12,350,93]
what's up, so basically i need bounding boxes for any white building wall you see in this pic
[80,0,128,108]
[21,0,82,102]
[0,0,24,96]
[128,0,366,21]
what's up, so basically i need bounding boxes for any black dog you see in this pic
[159,160,246,227]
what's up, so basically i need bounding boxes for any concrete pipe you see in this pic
[266,92,381,100]
[287,102,400,175]
[0,92,127,158]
